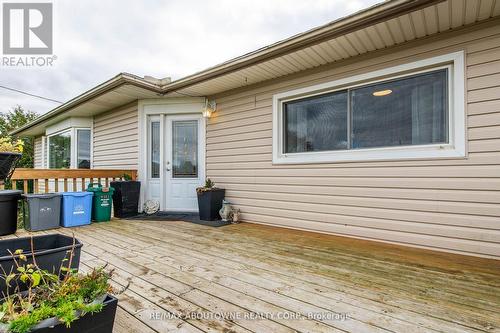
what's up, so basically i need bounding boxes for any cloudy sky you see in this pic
[0,0,380,115]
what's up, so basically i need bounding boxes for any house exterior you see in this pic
[12,0,500,259]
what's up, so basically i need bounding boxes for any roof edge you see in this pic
[10,73,163,135]
[11,0,445,136]
[160,0,443,93]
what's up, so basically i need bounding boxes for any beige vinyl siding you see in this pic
[207,20,500,259]
[33,136,48,193]
[33,136,43,168]
[93,102,138,169]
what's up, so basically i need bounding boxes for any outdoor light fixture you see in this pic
[203,99,216,118]
[373,89,392,97]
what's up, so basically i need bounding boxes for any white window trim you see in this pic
[272,51,466,164]
[46,127,92,169]
[75,128,93,169]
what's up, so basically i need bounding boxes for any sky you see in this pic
[0,0,381,116]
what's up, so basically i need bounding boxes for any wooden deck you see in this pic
[10,219,500,333]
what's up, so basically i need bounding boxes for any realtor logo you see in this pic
[2,2,53,54]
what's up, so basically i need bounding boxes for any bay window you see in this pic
[273,52,465,164]
[47,128,91,169]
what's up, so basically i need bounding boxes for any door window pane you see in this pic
[351,69,448,149]
[151,121,160,178]
[172,120,198,178]
[77,129,91,169]
[284,91,348,153]
[49,131,71,169]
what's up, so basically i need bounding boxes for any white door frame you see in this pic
[138,98,206,211]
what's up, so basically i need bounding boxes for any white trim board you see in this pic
[272,51,466,164]
[45,117,93,136]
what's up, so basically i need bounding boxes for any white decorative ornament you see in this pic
[219,200,232,222]
[143,200,159,215]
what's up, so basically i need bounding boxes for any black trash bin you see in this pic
[110,181,140,218]
[0,190,22,236]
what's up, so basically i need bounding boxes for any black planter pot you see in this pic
[0,234,82,294]
[110,180,140,218]
[0,190,22,236]
[197,188,225,221]
[0,152,21,181]
[32,295,118,333]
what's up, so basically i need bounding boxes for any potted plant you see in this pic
[0,137,23,182]
[0,234,83,294]
[0,249,118,333]
[110,174,140,218]
[196,178,225,221]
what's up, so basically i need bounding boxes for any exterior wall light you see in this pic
[203,99,217,118]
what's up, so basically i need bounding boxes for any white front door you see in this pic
[165,115,204,211]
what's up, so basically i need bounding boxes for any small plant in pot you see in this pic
[110,173,141,218]
[0,137,23,182]
[0,248,118,333]
[196,178,225,221]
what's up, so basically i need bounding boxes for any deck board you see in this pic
[5,220,500,333]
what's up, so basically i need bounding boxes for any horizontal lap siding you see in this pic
[33,136,43,168]
[207,21,500,259]
[93,102,138,169]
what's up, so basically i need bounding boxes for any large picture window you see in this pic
[273,52,465,164]
[283,69,448,154]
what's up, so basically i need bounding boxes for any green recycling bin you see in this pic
[86,183,115,222]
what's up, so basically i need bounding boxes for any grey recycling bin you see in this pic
[23,193,62,231]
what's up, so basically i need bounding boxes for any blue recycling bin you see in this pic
[60,192,93,227]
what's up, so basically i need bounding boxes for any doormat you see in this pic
[125,211,232,227]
